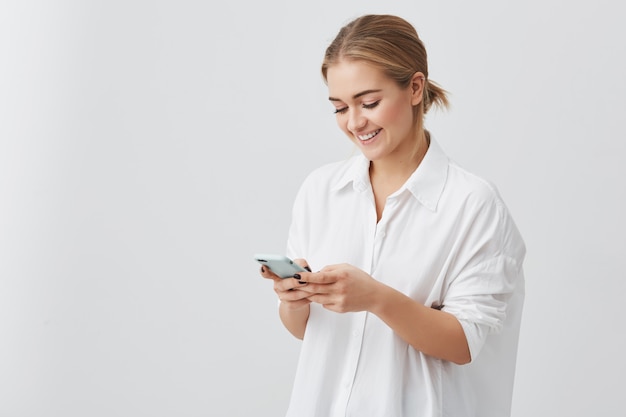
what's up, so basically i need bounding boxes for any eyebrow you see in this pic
[328,89,382,102]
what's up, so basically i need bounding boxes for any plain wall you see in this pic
[1,0,624,415]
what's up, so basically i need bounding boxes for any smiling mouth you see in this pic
[357,129,381,141]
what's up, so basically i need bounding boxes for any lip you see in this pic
[356,128,382,142]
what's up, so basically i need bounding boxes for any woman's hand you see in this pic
[259,258,312,339]
[297,263,382,313]
[259,260,312,311]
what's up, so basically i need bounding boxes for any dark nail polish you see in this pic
[293,273,306,284]
[260,266,265,273]
[304,266,312,272]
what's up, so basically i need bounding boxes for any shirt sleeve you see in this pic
[443,255,524,362]
[441,190,526,362]
[285,173,312,260]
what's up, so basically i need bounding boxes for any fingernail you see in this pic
[304,266,311,272]
[293,274,307,284]
[260,266,265,273]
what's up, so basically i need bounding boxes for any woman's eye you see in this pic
[363,100,380,109]
[334,107,348,114]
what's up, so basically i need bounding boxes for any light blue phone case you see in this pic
[254,253,307,278]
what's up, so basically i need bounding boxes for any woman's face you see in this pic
[326,60,423,164]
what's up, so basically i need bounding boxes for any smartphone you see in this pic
[254,253,307,278]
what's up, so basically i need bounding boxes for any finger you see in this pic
[260,265,281,280]
[306,293,336,307]
[293,258,312,272]
[279,288,312,302]
[319,263,347,272]
[298,270,337,285]
[297,281,334,295]
[292,273,308,285]
[275,277,308,293]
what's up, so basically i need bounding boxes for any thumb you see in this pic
[293,258,312,272]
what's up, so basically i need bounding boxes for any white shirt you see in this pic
[284,138,526,417]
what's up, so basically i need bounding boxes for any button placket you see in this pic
[335,312,367,415]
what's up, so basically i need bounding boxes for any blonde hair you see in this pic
[321,14,448,120]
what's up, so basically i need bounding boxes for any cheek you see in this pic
[384,102,413,128]
[336,116,350,133]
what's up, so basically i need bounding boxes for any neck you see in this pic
[369,129,430,182]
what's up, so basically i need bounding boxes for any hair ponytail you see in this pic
[424,79,449,113]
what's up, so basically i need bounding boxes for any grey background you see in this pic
[1,0,624,416]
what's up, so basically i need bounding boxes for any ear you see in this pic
[409,72,426,106]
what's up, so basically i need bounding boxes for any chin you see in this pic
[360,149,386,162]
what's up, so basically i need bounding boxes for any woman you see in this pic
[260,14,525,417]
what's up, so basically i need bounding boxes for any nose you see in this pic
[347,109,367,132]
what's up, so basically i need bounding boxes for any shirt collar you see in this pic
[403,137,449,212]
[330,137,449,212]
[331,153,372,193]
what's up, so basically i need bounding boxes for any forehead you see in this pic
[326,60,393,99]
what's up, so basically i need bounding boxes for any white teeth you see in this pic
[358,129,381,141]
